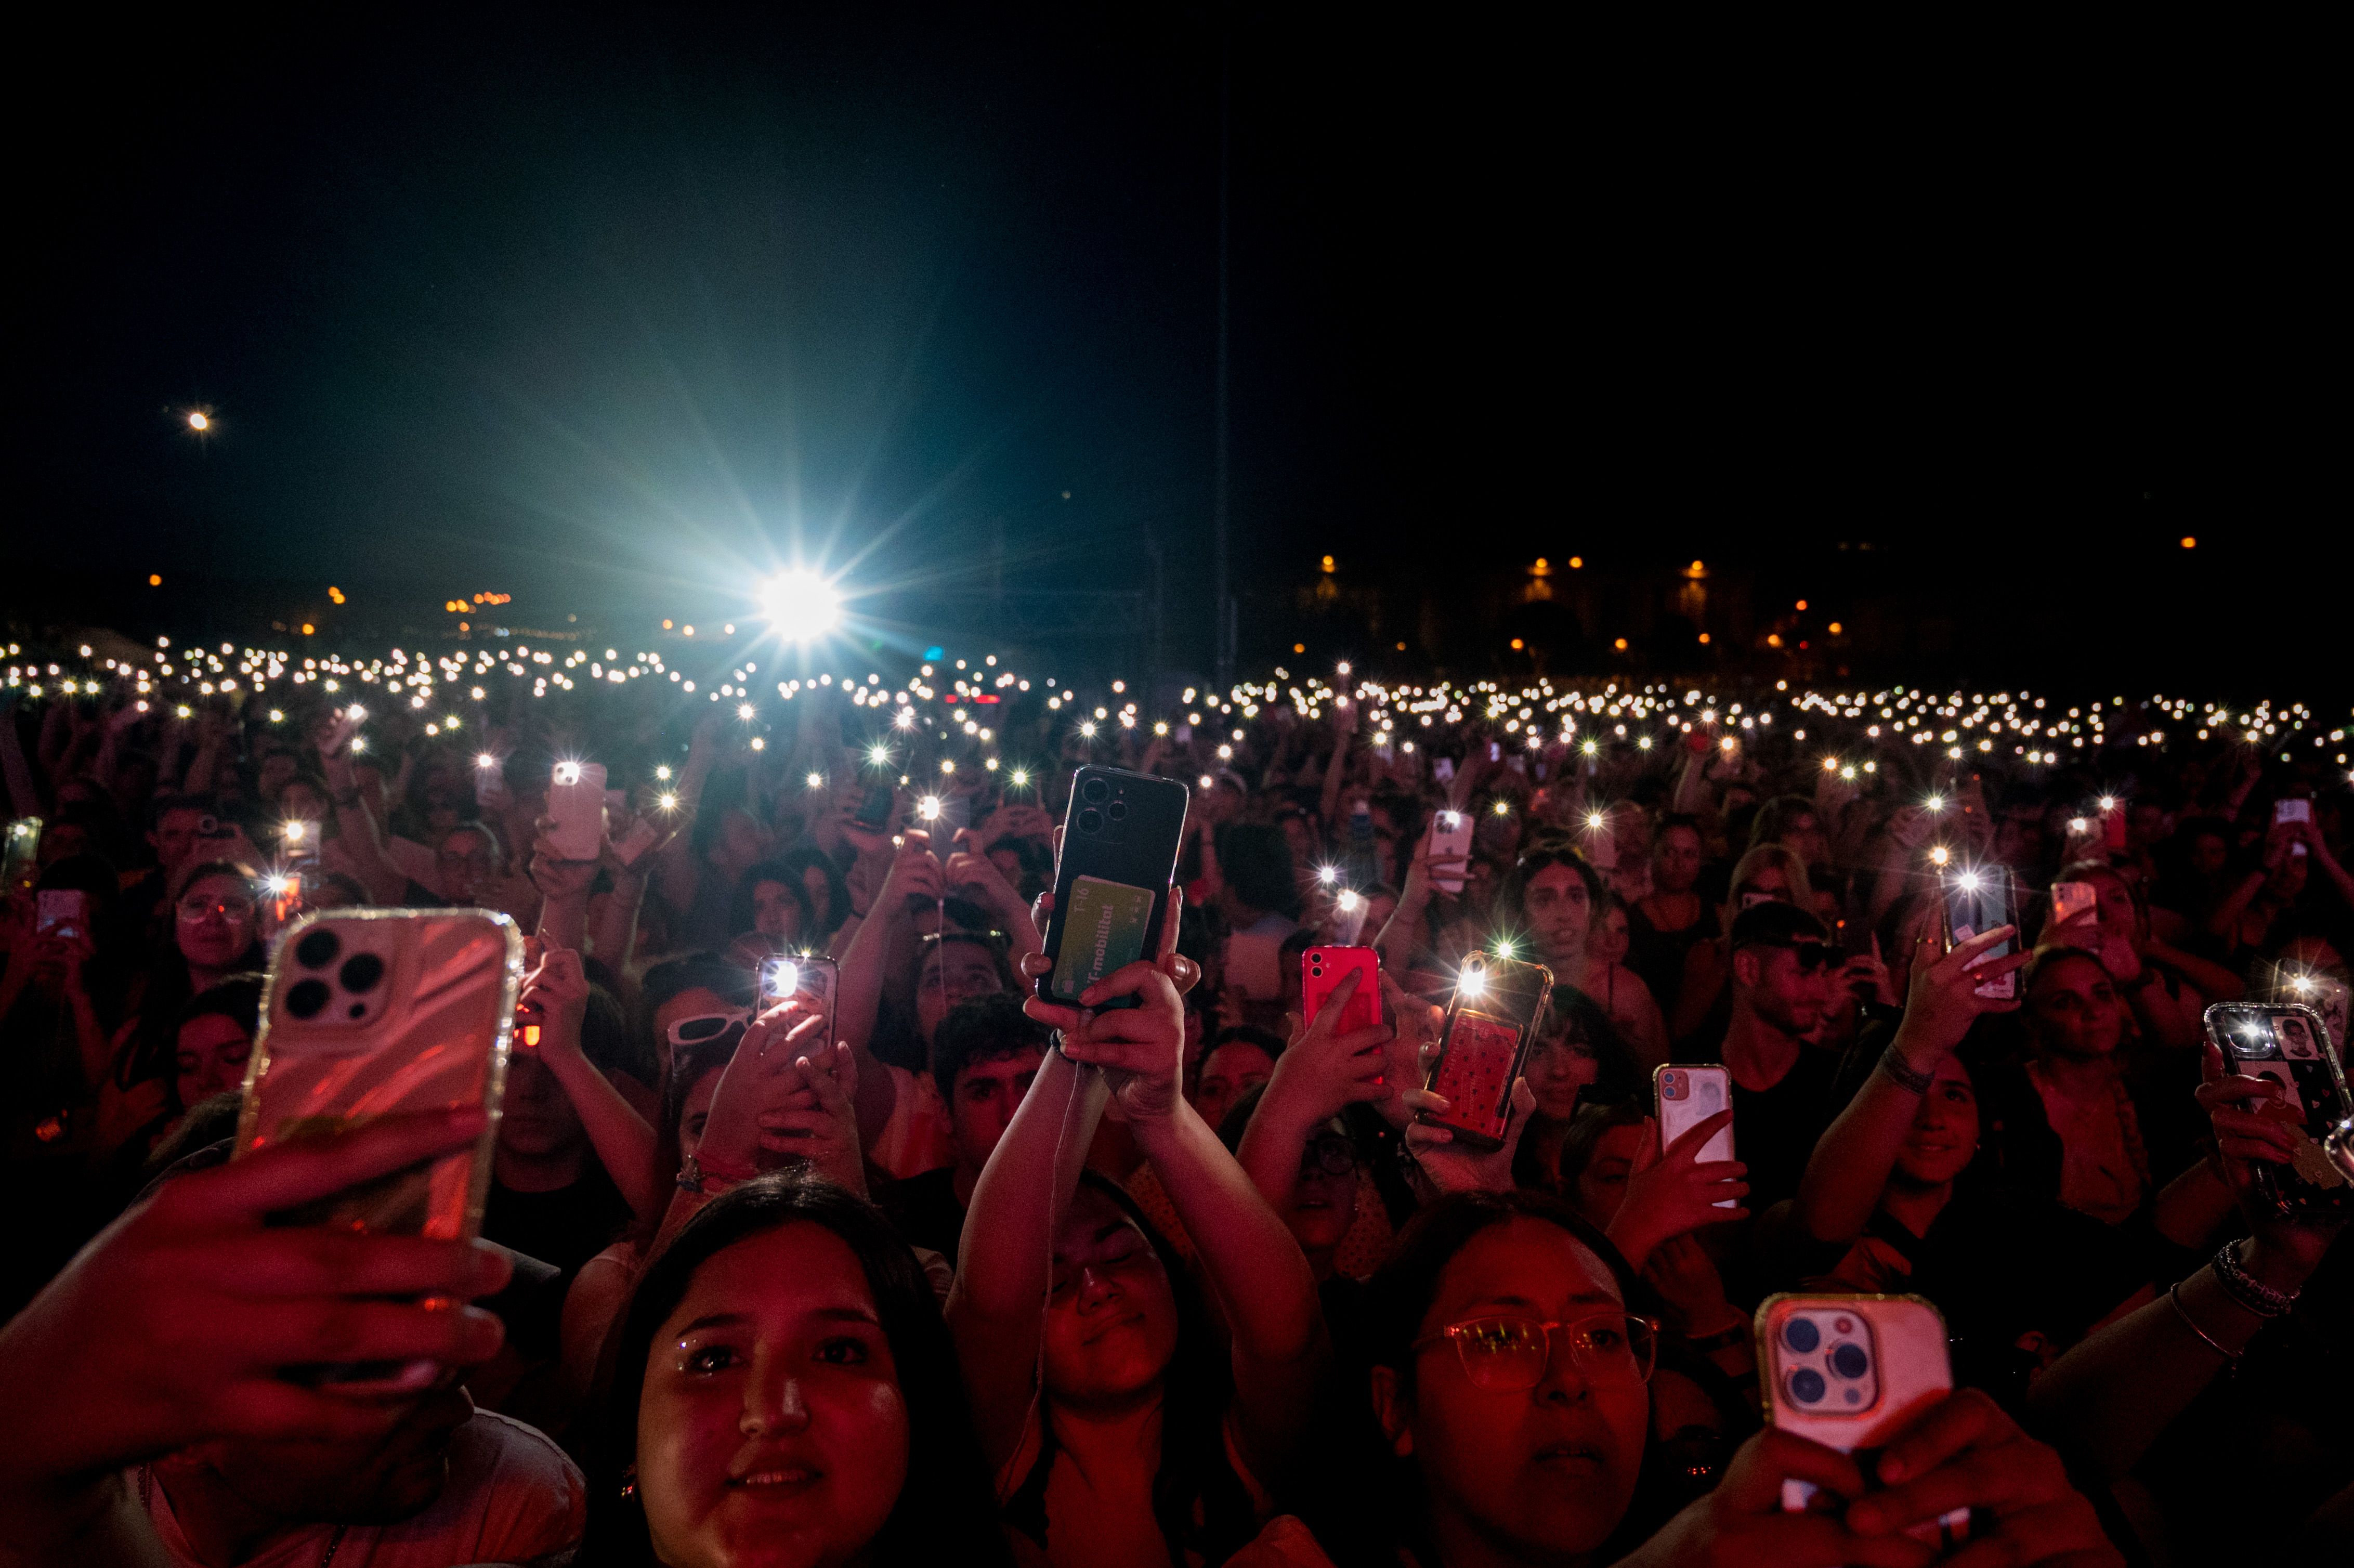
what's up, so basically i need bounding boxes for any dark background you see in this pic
[5,9,2342,695]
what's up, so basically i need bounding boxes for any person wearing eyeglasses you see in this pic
[1702,901,1845,1214]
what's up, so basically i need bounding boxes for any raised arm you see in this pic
[833,833,943,1149]
[1792,925,2025,1245]
[1235,967,1390,1237]
[519,946,660,1220]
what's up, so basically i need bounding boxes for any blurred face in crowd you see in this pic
[278,778,330,824]
[1044,1184,1180,1410]
[712,808,775,871]
[949,1047,1045,1180]
[1193,1040,1275,1133]
[1587,903,1630,970]
[801,865,838,929]
[1520,862,1592,968]
[1732,940,1834,1038]
[2188,829,2230,878]
[1524,1030,1601,1122]
[500,1050,588,1162]
[1278,812,1319,871]
[637,1225,910,1568]
[151,806,211,878]
[176,872,257,972]
[2026,953,2124,1060]
[175,1013,254,1108]
[1651,824,1704,896]
[437,826,498,905]
[1571,1123,1646,1231]
[1893,1055,1979,1187]
[916,940,1005,1048]
[1291,1123,1360,1257]
[1374,1220,1649,1563]
[677,1066,724,1166]
[750,879,803,943]
[254,748,300,800]
[1778,809,1828,868]
[1994,808,2044,873]
[657,987,742,1076]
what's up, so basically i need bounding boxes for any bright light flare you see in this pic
[758,569,843,637]
[2097,795,2117,812]
[1958,871,1982,893]
[738,703,756,721]
[1458,964,1490,998]
[866,742,893,769]
[658,792,679,812]
[476,752,498,770]
[918,795,942,822]
[1492,800,1511,816]
[1337,890,1364,913]
[1317,865,1340,886]
[1929,845,1951,867]
[805,772,825,789]
[1925,794,1944,813]
[282,820,308,846]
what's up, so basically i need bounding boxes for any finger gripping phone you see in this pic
[1939,866,2018,1001]
[1758,1293,1968,1547]
[2203,1002,2354,1213]
[1655,1064,1736,1208]
[1303,946,1382,1035]
[1420,953,1553,1149]
[762,953,840,1046]
[1039,766,1189,1011]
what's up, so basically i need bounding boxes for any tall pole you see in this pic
[1212,22,1233,695]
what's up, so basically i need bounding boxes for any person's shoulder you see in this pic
[433,1409,587,1556]
[453,1408,584,1489]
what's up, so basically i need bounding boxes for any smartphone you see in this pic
[547,761,608,859]
[1420,952,1554,1151]
[1758,1293,1968,1545]
[35,888,91,943]
[918,791,972,852]
[1433,757,1456,785]
[2274,798,2312,826]
[3,817,41,894]
[1303,945,1382,1036]
[1038,767,1189,1012]
[2279,973,2350,1053]
[238,908,521,1382]
[761,953,840,1044]
[473,753,505,808]
[279,817,322,870]
[2203,1002,2353,1213]
[852,782,896,832]
[1655,1065,1736,1208]
[1940,866,2018,1002]
[2049,880,2098,932]
[1428,809,1474,895]
[1344,801,1379,887]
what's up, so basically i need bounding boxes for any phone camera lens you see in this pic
[1829,1343,1869,1380]
[1107,800,1129,822]
[1788,1368,1827,1405]
[295,929,341,970]
[1082,778,1110,804]
[1077,808,1104,835]
[287,978,331,1020]
[340,952,386,993]
[1782,1318,1821,1354]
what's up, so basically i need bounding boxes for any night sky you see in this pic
[10,11,2341,688]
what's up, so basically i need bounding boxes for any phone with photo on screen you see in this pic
[1038,766,1189,1011]
[760,953,840,1043]
[1655,1064,1736,1207]
[1420,952,1553,1150]
[238,907,521,1389]
[2204,1001,2353,1213]
[1939,865,2018,1001]
[1758,1293,1969,1547]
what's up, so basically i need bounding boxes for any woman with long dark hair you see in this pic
[580,1171,1009,1567]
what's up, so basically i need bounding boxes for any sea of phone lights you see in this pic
[5,634,2353,789]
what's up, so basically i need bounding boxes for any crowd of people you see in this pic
[1,643,2349,1566]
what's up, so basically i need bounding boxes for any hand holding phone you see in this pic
[1416,954,1552,1150]
[546,762,608,860]
[2202,1002,2352,1213]
[1940,867,2019,1001]
[1037,767,1189,1012]
[1655,1065,1736,1209]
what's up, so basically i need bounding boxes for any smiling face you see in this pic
[1043,1185,1181,1412]
[1521,863,1592,968]
[1377,1219,1649,1562]
[1893,1055,1979,1186]
[637,1224,910,1568]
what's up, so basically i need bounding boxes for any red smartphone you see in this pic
[1302,946,1381,1035]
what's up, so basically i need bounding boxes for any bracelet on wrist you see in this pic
[2167,1280,2239,1362]
[2212,1239,2298,1318]
[1877,1046,1935,1096]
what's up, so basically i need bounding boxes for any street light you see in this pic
[186,411,211,433]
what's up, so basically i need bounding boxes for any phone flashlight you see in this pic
[1822,757,1840,773]
[1010,769,1029,788]
[918,796,942,822]
[1925,794,1945,813]
[2097,796,2117,812]
[1958,871,1982,893]
[658,792,679,811]
[1337,890,1364,914]
[1317,865,1340,886]
[264,873,292,895]
[1929,845,1951,867]
[2068,816,2090,834]
[768,958,800,998]
[554,762,583,786]
[1585,812,1606,831]
[476,753,497,769]
[805,772,825,789]
[282,820,308,846]
[655,765,673,781]
[1492,801,1511,816]
[1458,963,1490,999]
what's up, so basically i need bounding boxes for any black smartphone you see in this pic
[1939,866,2018,1001]
[1038,766,1189,1012]
[919,791,973,851]
[852,782,895,831]
[2204,1002,2353,1214]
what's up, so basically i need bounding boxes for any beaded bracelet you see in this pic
[2212,1240,2297,1318]
[1878,1047,1935,1096]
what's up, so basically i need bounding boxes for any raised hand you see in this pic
[753,1037,868,1197]
[1896,923,2026,1060]
[1266,968,1393,1123]
[1624,1426,1935,1568]
[1843,1389,2122,1564]
[696,998,830,1180]
[1606,1111,1749,1272]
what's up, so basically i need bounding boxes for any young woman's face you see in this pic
[1192,1042,1276,1134]
[1587,905,1630,968]
[2026,954,2124,1059]
[176,873,257,969]
[1652,827,1704,894]
[1570,1123,1647,1232]
[1043,1186,1180,1410]
[1524,1033,1600,1122]
[914,943,1006,1046]
[1894,1055,1979,1186]
[676,1067,724,1165]
[1521,863,1592,965]
[1290,1129,1359,1255]
[637,1224,909,1568]
[2188,832,2230,877]
[176,1013,253,1107]
[1385,1220,1649,1561]
[801,866,836,926]
[750,879,802,942]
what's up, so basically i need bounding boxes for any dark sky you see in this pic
[9,11,2342,682]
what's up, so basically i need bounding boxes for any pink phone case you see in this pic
[1302,946,1381,1035]
[1655,1064,1736,1208]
